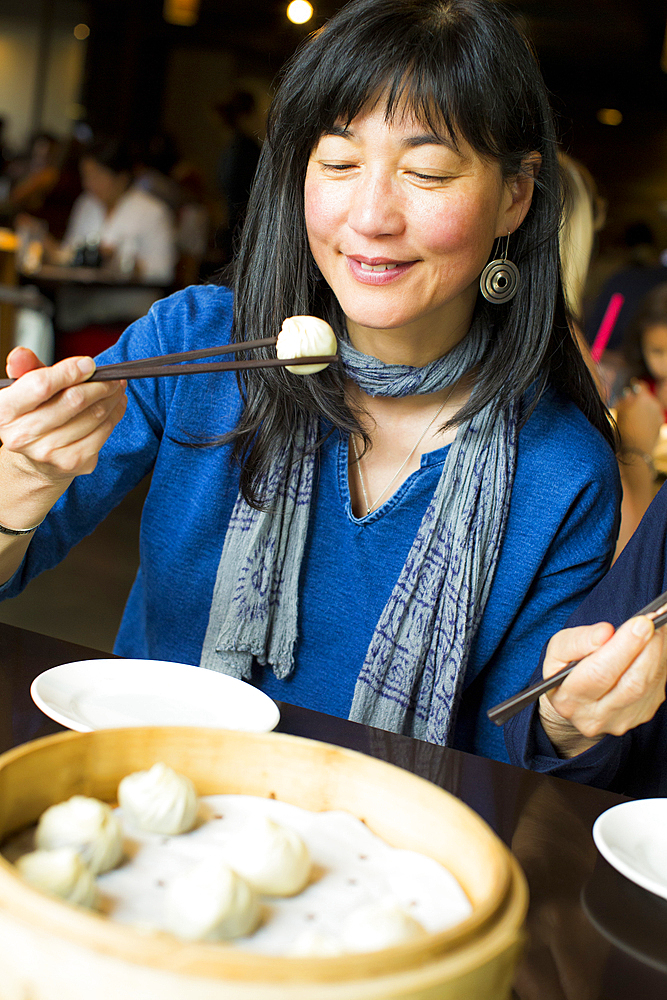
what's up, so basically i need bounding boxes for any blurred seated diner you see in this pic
[17,137,176,358]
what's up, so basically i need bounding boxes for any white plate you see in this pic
[593,798,667,901]
[30,659,280,734]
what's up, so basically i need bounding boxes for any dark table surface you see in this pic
[1,619,666,999]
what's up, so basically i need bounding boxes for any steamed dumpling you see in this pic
[164,858,261,941]
[17,847,98,908]
[35,795,123,875]
[340,902,426,952]
[276,316,337,374]
[221,816,311,896]
[289,928,346,957]
[118,763,198,835]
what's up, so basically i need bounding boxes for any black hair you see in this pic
[623,283,667,382]
[226,0,614,508]
[81,137,134,177]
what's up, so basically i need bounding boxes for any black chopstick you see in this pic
[88,355,338,381]
[487,588,667,726]
[0,336,339,387]
[84,336,279,379]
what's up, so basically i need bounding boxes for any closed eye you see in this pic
[320,162,356,172]
[407,171,451,182]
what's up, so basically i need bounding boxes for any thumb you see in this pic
[6,347,46,379]
[544,622,615,679]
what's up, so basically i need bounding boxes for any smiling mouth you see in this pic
[359,262,400,273]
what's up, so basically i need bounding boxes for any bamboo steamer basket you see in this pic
[0,727,527,1000]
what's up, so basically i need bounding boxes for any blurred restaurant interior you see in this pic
[0,0,667,650]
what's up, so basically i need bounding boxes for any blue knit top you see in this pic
[0,285,621,763]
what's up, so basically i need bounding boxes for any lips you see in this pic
[346,255,415,284]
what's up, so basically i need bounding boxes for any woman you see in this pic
[0,0,618,763]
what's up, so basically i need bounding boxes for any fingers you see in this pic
[546,616,667,739]
[46,391,128,477]
[5,347,45,379]
[543,622,614,679]
[0,353,127,484]
[0,356,99,424]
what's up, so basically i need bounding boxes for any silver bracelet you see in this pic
[0,518,44,536]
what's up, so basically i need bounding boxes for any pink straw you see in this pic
[591,292,625,362]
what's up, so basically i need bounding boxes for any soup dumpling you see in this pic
[164,858,261,941]
[17,847,98,908]
[276,316,337,374]
[340,901,426,952]
[221,816,311,896]
[35,795,123,875]
[118,762,198,835]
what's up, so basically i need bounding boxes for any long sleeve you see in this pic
[505,482,667,795]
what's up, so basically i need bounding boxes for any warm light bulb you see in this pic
[287,1,313,24]
[597,108,623,126]
[73,23,90,40]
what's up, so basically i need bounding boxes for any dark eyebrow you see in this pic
[319,125,464,157]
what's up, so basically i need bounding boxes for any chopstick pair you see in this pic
[0,336,339,387]
[487,588,667,726]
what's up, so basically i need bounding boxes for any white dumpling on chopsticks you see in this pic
[35,795,123,875]
[118,762,198,835]
[16,847,98,908]
[340,901,426,952]
[164,858,261,941]
[276,316,337,374]
[220,816,311,896]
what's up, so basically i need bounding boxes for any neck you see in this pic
[345,290,477,366]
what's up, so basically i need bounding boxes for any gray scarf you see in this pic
[200,323,518,745]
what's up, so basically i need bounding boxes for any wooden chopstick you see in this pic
[487,588,667,726]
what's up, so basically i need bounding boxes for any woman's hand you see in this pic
[538,617,667,758]
[0,347,127,486]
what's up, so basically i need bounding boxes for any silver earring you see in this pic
[479,233,520,304]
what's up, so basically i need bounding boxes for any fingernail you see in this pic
[77,357,95,376]
[631,616,654,640]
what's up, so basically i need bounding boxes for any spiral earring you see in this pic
[479,232,520,304]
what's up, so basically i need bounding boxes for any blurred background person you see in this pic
[4,132,61,217]
[59,136,175,284]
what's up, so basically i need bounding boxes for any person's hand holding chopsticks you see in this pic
[538,616,667,759]
[0,347,127,587]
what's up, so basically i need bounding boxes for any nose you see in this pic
[346,169,405,239]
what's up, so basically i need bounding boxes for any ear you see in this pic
[496,152,541,238]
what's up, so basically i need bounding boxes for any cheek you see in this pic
[414,191,499,261]
[304,178,339,253]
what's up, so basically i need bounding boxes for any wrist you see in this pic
[0,447,72,531]
[538,694,604,759]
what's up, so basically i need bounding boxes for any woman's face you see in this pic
[304,104,536,361]
[642,323,667,382]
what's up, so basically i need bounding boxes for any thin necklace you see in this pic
[351,390,454,516]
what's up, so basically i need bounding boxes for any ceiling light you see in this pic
[163,0,200,26]
[597,108,623,126]
[287,1,313,24]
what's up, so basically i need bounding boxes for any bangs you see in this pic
[270,0,539,167]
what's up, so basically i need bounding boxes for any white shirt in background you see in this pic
[64,187,176,284]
